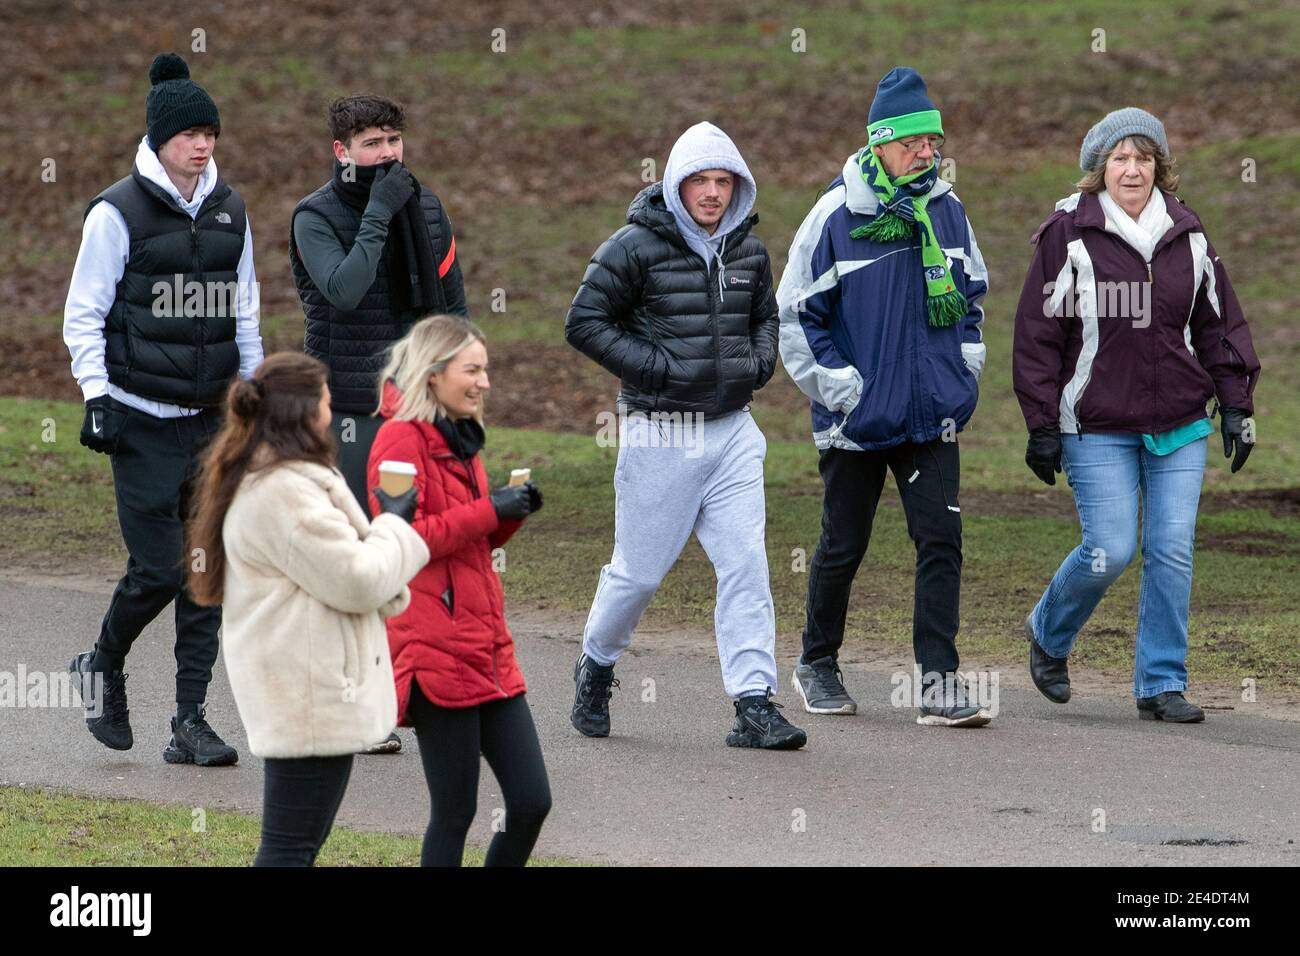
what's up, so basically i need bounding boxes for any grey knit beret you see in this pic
[1079,107,1168,171]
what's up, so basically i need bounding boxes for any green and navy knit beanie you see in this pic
[145,53,221,151]
[867,66,943,146]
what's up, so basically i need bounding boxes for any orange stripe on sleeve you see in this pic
[438,235,457,278]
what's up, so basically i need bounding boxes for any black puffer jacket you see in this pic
[565,182,779,415]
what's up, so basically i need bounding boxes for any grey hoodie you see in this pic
[662,122,757,294]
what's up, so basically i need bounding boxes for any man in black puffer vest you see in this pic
[64,53,262,766]
[290,94,466,512]
[565,122,806,751]
[290,94,466,756]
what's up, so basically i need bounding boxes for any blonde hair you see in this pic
[377,314,487,424]
[1076,135,1180,193]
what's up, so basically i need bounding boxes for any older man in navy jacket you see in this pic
[778,67,991,727]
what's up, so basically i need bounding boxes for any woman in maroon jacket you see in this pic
[366,314,550,866]
[1012,109,1261,723]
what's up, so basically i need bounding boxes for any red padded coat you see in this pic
[367,381,527,718]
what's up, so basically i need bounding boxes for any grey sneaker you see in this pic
[793,655,857,715]
[916,674,992,728]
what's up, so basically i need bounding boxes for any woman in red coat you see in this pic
[366,314,550,866]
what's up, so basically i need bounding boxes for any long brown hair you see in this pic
[186,353,336,606]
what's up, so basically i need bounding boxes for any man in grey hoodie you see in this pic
[565,122,805,750]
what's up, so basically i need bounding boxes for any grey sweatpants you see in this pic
[580,407,779,698]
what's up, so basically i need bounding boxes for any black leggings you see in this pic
[408,682,552,867]
[254,754,354,867]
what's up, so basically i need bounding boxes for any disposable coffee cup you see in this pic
[509,468,531,487]
[378,460,417,496]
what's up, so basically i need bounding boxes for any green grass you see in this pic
[0,786,580,866]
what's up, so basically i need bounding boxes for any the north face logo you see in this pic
[728,276,752,286]
[215,212,231,224]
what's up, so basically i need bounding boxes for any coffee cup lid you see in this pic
[378,460,417,475]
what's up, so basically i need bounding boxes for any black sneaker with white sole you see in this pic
[163,708,239,766]
[915,674,992,728]
[726,689,808,750]
[69,650,133,750]
[793,655,857,715]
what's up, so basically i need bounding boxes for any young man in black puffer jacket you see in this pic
[565,122,805,751]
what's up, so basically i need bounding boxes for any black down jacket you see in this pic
[565,182,779,415]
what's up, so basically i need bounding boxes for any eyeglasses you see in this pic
[897,135,945,153]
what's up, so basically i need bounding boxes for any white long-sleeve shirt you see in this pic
[63,136,264,418]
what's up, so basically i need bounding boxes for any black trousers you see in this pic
[329,410,385,516]
[802,438,964,678]
[408,682,552,867]
[93,397,222,704]
[253,754,355,867]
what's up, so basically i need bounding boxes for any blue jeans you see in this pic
[1029,433,1206,698]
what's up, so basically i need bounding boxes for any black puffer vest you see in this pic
[290,182,454,414]
[87,169,247,407]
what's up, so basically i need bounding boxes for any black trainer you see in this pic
[163,708,239,766]
[571,653,618,737]
[69,650,133,751]
[726,689,807,750]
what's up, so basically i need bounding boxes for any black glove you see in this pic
[372,485,418,523]
[1219,406,1255,473]
[1025,424,1063,486]
[490,484,532,522]
[79,396,119,455]
[524,479,543,514]
[367,162,415,219]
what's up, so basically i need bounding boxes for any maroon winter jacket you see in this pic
[1013,189,1260,434]
[367,381,527,717]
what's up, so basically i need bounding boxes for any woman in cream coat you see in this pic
[186,352,428,866]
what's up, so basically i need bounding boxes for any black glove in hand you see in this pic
[524,479,543,514]
[367,162,416,219]
[79,396,115,455]
[1220,407,1255,474]
[1025,424,1063,486]
[372,485,419,523]
[490,484,532,522]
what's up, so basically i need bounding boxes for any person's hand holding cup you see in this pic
[373,460,419,523]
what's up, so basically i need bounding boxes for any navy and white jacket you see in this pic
[777,149,988,451]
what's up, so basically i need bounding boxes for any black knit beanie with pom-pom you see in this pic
[145,52,221,151]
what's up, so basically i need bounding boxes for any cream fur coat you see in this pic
[220,455,429,758]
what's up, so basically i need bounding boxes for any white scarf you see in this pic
[1098,187,1172,263]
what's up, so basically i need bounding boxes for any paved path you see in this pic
[2,574,1297,865]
